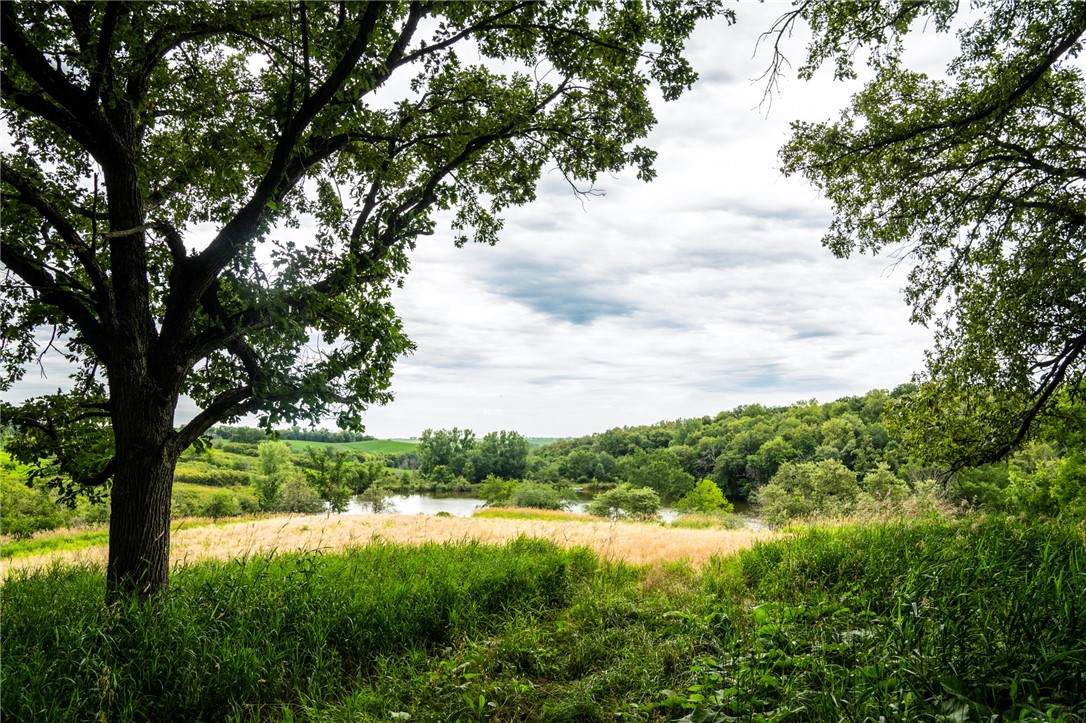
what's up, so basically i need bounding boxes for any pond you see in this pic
[346,493,765,529]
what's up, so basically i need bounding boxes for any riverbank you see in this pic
[0,512,772,578]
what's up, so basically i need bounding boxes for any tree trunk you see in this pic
[105,392,179,603]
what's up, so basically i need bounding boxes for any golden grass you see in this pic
[1,512,773,578]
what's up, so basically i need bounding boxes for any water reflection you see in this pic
[345,493,764,529]
[346,494,484,517]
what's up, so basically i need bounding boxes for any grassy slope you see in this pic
[283,438,418,453]
[3,518,1083,722]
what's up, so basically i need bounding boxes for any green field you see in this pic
[526,437,564,447]
[4,518,1083,721]
[282,438,418,454]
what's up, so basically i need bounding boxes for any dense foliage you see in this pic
[0,0,725,598]
[532,387,919,501]
[6,382,1086,538]
[777,1,1086,467]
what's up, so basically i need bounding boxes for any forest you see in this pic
[6,384,1085,538]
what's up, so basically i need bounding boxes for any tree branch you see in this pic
[852,23,1086,155]
[0,243,111,363]
[0,72,103,155]
[171,385,255,454]
[0,162,111,299]
[1008,332,1086,455]
[87,2,121,100]
[195,2,385,282]
[0,3,97,117]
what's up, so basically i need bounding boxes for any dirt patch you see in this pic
[2,513,773,577]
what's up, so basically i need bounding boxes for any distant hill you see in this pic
[527,438,564,448]
[283,439,418,454]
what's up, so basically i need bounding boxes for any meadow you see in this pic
[3,516,1084,721]
[281,438,420,454]
[0,511,768,577]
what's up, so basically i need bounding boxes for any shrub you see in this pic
[479,474,517,505]
[674,478,733,515]
[586,483,660,520]
[202,491,241,519]
[232,486,260,514]
[173,468,251,487]
[356,480,394,513]
[507,482,566,510]
[69,498,111,527]
[860,463,909,503]
[220,442,259,456]
[755,459,860,528]
[0,477,66,539]
[171,484,250,519]
[275,478,325,514]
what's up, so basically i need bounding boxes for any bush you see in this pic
[275,478,325,514]
[674,478,733,515]
[585,483,660,520]
[507,482,566,510]
[755,459,860,528]
[0,477,66,539]
[356,480,394,513]
[202,491,241,519]
[232,486,260,514]
[174,468,251,487]
[171,484,250,519]
[69,498,111,527]
[219,442,259,457]
[479,474,517,505]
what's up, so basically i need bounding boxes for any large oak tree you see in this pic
[0,0,725,600]
[776,1,1086,469]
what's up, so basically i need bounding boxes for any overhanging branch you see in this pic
[1,162,111,299]
[0,243,111,364]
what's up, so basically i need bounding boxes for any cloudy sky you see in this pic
[355,4,947,438]
[6,3,956,439]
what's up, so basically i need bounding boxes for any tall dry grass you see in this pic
[1,512,772,577]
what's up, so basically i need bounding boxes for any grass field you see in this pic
[0,529,110,559]
[526,437,564,447]
[3,518,1083,721]
[282,438,418,453]
[0,512,771,578]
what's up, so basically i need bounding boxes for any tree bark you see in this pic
[105,385,178,603]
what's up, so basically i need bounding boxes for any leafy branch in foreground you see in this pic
[1,1,727,599]
[777,1,1086,468]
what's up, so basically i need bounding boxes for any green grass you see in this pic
[0,529,110,558]
[667,512,745,529]
[0,517,256,559]
[526,437,564,447]
[282,438,418,453]
[685,518,1086,721]
[3,518,1083,721]
[473,506,595,522]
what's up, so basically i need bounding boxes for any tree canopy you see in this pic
[776,1,1086,467]
[0,0,725,598]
